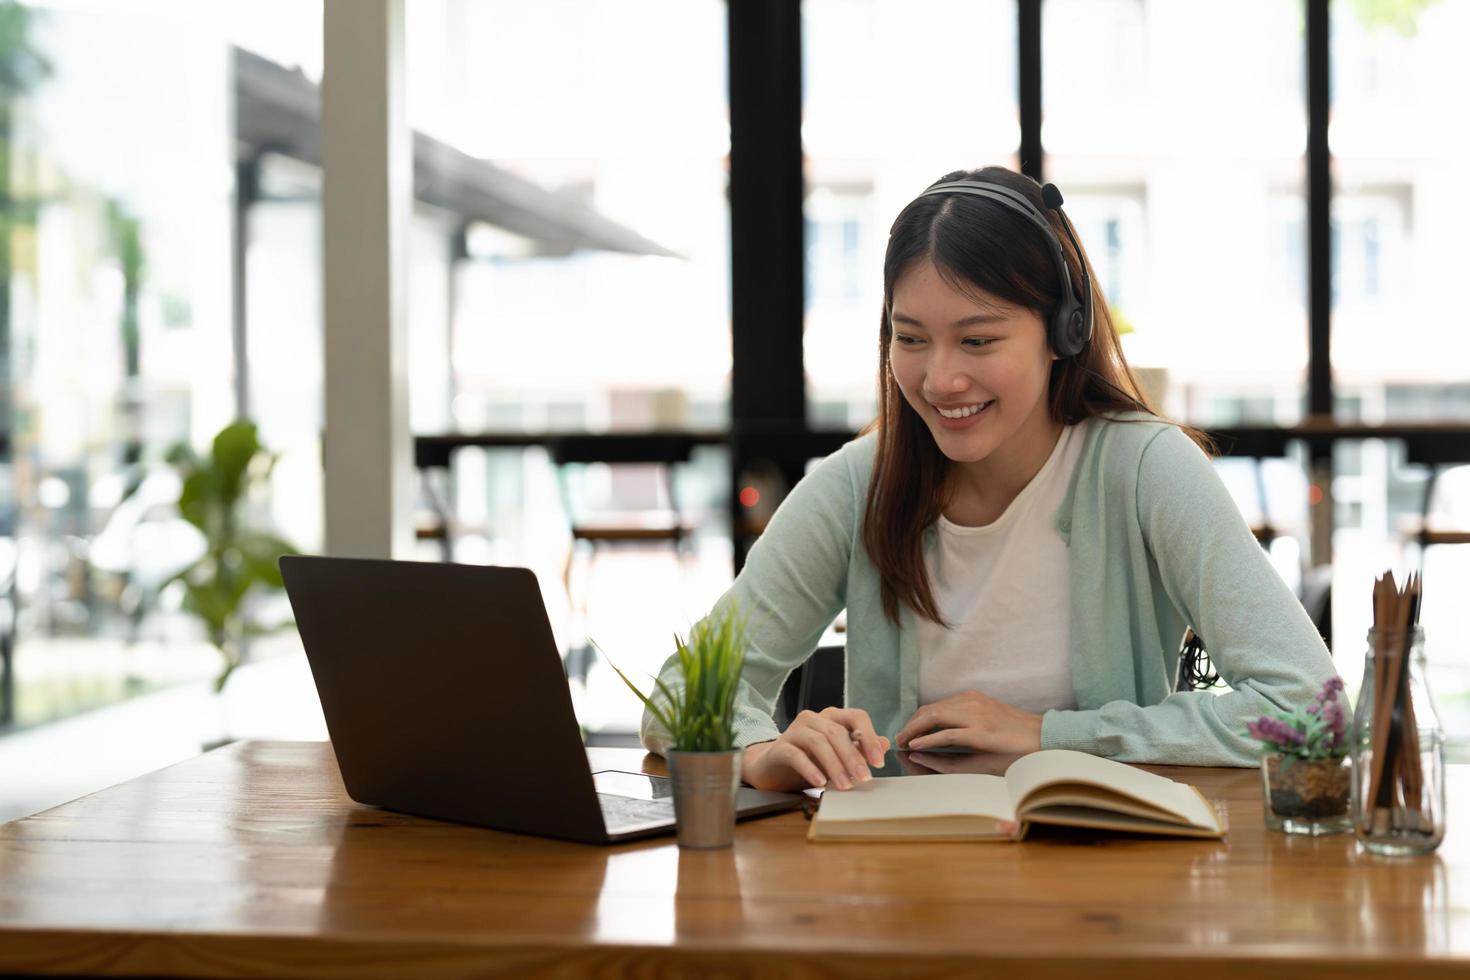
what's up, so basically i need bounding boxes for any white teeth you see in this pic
[936,401,991,419]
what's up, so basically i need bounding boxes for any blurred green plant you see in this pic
[0,0,51,464]
[602,602,747,753]
[1351,0,1443,35]
[1291,0,1443,36]
[165,421,298,693]
[1110,305,1136,338]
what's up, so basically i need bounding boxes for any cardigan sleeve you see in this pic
[1041,424,1341,766]
[639,441,862,756]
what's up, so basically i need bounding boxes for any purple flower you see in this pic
[1247,716,1305,748]
[1322,698,1346,748]
[1244,676,1350,758]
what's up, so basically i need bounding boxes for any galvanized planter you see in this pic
[667,749,741,848]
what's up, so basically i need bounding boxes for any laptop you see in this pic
[279,555,801,844]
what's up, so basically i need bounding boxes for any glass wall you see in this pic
[1044,0,1308,428]
[404,0,734,738]
[801,0,1019,429]
[407,0,731,435]
[2,1,246,725]
[1330,0,1470,418]
[3,0,1464,752]
[1328,0,1470,737]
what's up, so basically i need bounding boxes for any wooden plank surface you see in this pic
[1,741,1467,978]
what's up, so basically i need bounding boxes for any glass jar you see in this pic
[1350,627,1446,856]
[1260,751,1352,835]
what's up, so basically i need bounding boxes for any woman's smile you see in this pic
[931,399,995,427]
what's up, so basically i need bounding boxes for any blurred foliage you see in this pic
[165,421,298,693]
[0,0,49,101]
[1351,0,1444,35]
[1110,305,1136,337]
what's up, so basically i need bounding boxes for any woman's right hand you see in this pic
[741,707,890,792]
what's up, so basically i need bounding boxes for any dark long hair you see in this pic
[861,165,1210,626]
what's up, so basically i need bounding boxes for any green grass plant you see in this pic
[602,602,747,753]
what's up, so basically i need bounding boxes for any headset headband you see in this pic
[913,178,1093,358]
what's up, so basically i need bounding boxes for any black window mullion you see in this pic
[1305,0,1335,573]
[728,0,805,571]
[1307,0,1332,421]
[1018,0,1043,182]
[728,0,804,428]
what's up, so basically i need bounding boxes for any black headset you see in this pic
[915,179,1093,359]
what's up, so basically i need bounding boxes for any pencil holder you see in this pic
[1350,627,1446,856]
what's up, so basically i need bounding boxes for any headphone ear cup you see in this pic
[1048,311,1067,358]
[1051,307,1082,359]
[1067,309,1088,356]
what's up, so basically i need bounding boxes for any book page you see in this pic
[1004,749,1220,832]
[814,773,1016,824]
[1020,803,1224,839]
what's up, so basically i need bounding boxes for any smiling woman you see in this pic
[640,166,1341,794]
[887,263,1056,514]
[867,167,1164,624]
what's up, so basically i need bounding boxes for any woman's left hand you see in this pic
[896,690,1044,755]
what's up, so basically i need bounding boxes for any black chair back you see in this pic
[775,645,845,729]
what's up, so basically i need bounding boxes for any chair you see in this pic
[776,644,846,729]
[551,434,697,682]
[1407,463,1470,560]
[780,623,1290,723]
[414,465,456,562]
[1297,563,1333,648]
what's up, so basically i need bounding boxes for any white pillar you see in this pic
[321,0,413,559]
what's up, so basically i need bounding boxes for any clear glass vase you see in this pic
[1260,751,1352,835]
[1350,626,1446,856]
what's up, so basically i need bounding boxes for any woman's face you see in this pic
[887,258,1056,468]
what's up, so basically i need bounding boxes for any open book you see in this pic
[808,749,1225,842]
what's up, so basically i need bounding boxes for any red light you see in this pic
[1308,484,1324,506]
[739,486,760,508]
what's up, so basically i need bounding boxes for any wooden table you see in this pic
[1,741,1467,978]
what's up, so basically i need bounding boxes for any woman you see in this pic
[641,165,1338,792]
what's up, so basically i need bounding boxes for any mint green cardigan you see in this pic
[640,415,1340,767]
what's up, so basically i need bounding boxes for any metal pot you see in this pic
[666,749,741,848]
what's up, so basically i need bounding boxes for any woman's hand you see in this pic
[741,707,890,792]
[895,691,1043,756]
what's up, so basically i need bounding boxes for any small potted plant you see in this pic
[1245,677,1352,836]
[606,603,747,848]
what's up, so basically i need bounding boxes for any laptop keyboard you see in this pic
[597,792,676,831]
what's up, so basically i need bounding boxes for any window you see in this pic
[402,0,734,740]
[1044,0,1308,427]
[1328,0,1470,674]
[0,1,319,726]
[407,0,731,436]
[802,0,1019,428]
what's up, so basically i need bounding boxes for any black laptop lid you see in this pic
[280,556,608,842]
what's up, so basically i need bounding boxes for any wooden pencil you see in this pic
[1367,574,1412,829]
[1399,574,1424,827]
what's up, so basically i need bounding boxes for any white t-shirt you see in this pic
[916,422,1088,714]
